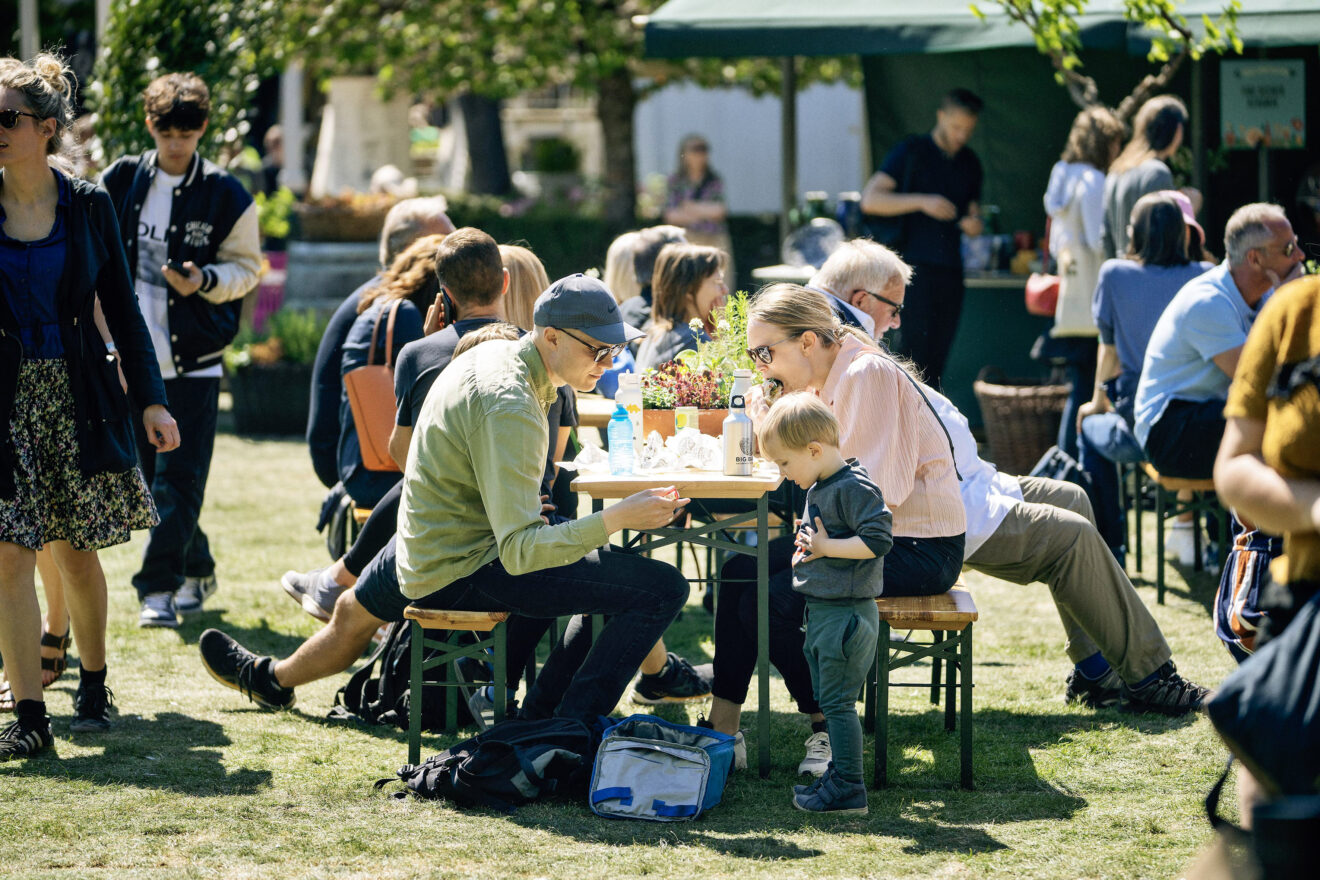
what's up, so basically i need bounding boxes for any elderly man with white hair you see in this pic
[1135,202,1304,480]
[808,238,1209,716]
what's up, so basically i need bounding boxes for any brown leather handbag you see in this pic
[343,299,403,473]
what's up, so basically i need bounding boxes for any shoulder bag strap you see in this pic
[366,302,387,368]
[383,298,403,370]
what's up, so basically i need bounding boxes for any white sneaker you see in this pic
[798,730,831,776]
[138,592,180,628]
[1165,522,1199,567]
[176,575,218,616]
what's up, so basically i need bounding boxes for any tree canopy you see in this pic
[88,0,282,164]
[973,0,1243,120]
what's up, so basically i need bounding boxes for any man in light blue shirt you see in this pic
[1135,203,1303,478]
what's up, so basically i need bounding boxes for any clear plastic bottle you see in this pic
[608,404,635,475]
[614,372,643,459]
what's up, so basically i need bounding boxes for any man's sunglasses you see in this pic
[745,334,799,365]
[557,327,625,363]
[856,288,904,315]
[0,109,42,130]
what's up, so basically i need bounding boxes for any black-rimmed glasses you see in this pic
[745,335,798,365]
[856,288,904,316]
[0,109,42,130]
[557,327,626,363]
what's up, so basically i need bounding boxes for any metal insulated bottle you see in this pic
[723,394,754,476]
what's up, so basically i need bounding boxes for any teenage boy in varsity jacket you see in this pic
[101,72,262,628]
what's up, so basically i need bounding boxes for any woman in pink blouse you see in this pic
[708,284,964,773]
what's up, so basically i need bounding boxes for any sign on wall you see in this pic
[1221,60,1306,151]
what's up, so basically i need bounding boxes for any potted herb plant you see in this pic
[639,292,758,439]
[223,307,327,435]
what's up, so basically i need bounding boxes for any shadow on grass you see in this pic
[1158,563,1222,617]
[173,614,315,659]
[6,711,272,796]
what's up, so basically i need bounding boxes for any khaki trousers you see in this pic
[965,476,1171,683]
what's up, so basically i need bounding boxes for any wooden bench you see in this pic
[862,586,978,789]
[1137,463,1228,604]
[403,606,510,766]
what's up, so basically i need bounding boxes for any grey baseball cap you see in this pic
[533,274,644,345]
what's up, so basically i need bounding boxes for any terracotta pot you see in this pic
[642,408,676,440]
[697,409,729,437]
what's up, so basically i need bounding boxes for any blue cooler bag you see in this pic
[589,715,735,821]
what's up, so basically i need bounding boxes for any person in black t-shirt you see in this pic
[861,88,984,389]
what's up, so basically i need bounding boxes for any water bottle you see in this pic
[729,369,754,408]
[608,405,634,475]
[614,372,643,459]
[723,394,753,476]
[835,191,862,238]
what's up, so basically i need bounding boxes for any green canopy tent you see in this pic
[642,0,1320,428]
[644,0,1317,227]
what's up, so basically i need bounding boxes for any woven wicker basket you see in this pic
[972,368,1071,476]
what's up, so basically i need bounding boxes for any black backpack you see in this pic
[376,717,598,812]
[328,620,476,732]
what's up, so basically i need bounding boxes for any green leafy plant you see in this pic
[640,292,759,410]
[88,0,282,165]
[528,138,581,174]
[223,308,326,371]
[674,291,757,402]
[255,187,295,241]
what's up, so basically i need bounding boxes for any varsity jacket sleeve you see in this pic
[196,201,263,304]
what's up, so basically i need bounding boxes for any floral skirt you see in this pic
[0,359,158,551]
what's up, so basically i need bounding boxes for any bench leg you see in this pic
[444,633,458,736]
[1134,466,1143,574]
[492,624,507,726]
[1192,500,1204,573]
[874,620,890,789]
[961,622,974,790]
[930,631,942,705]
[1155,482,1166,605]
[944,634,956,733]
[409,620,423,766]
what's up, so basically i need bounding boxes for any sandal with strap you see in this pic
[40,628,72,687]
[0,627,71,711]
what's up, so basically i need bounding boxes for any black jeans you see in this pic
[343,481,401,577]
[1144,397,1226,480]
[132,376,219,599]
[712,532,965,711]
[892,263,965,389]
[355,537,688,722]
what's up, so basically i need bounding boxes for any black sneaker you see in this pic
[198,629,296,710]
[1119,661,1209,716]
[1064,666,1123,709]
[70,683,115,733]
[631,653,712,704]
[0,717,53,761]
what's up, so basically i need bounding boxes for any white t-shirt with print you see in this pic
[134,170,222,379]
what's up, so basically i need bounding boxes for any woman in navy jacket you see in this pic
[0,54,178,761]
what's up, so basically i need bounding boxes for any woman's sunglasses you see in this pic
[745,335,798,365]
[0,109,42,130]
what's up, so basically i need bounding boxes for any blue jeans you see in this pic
[1078,411,1145,558]
[355,537,689,722]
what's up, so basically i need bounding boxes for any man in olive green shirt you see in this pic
[200,268,692,721]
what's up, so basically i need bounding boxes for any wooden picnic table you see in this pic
[571,465,784,777]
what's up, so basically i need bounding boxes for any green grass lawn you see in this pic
[1,433,1239,879]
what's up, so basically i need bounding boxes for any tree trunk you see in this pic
[459,93,511,196]
[597,67,637,232]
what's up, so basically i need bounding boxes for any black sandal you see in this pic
[0,629,71,711]
[41,628,72,686]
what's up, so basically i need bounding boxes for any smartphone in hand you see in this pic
[164,259,188,275]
